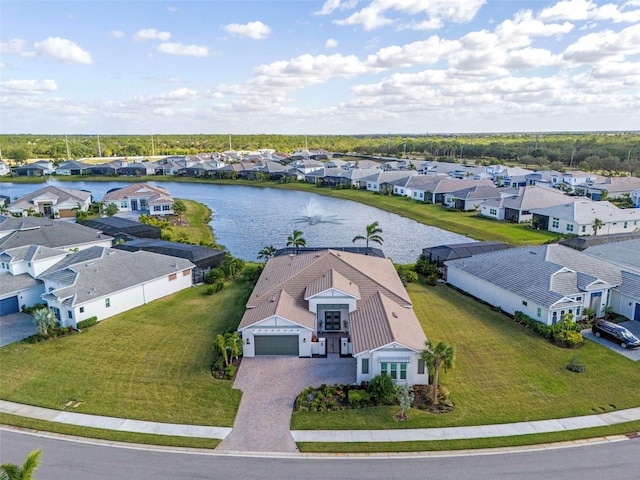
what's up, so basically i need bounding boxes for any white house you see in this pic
[0,160,10,176]
[446,244,624,324]
[238,249,429,386]
[39,246,193,326]
[480,185,578,223]
[102,183,174,216]
[531,200,640,236]
[7,185,92,218]
[551,170,598,189]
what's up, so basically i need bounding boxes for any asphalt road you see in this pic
[1,429,639,480]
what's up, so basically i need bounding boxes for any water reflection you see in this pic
[0,180,473,264]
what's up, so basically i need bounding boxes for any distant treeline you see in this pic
[1,132,639,175]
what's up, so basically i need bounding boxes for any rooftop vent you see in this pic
[392,312,398,318]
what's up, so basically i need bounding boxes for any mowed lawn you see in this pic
[0,281,252,427]
[292,281,640,430]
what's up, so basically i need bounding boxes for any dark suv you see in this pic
[592,320,640,349]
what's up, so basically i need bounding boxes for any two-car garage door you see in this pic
[254,335,299,356]
[0,296,20,316]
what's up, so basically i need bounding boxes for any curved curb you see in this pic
[0,425,633,459]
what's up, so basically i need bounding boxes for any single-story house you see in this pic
[412,179,495,204]
[0,160,10,176]
[85,162,121,176]
[6,185,91,218]
[55,160,91,176]
[102,183,174,216]
[443,185,506,211]
[12,161,55,177]
[584,176,640,201]
[446,244,624,324]
[480,185,578,223]
[531,200,640,236]
[0,215,113,251]
[34,245,194,326]
[116,162,158,176]
[559,231,640,251]
[238,249,429,386]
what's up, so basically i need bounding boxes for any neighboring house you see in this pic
[102,183,174,216]
[0,215,113,251]
[446,244,624,324]
[633,189,640,207]
[80,217,162,241]
[291,159,325,174]
[116,162,157,176]
[584,176,640,201]
[0,244,194,325]
[583,239,640,321]
[13,161,55,177]
[531,200,640,236]
[559,231,640,251]
[361,170,418,193]
[85,162,120,176]
[443,185,506,211]
[551,170,598,190]
[55,160,91,176]
[6,185,91,218]
[480,185,577,223]
[0,160,11,176]
[238,249,429,386]
[411,178,495,204]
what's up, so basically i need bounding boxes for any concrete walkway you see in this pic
[2,399,639,448]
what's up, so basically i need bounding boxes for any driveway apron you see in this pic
[218,355,356,452]
[0,313,37,347]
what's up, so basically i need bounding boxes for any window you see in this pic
[105,298,111,308]
[183,269,190,276]
[489,208,497,215]
[120,200,128,208]
[80,307,84,313]
[537,307,541,318]
[163,205,171,211]
[576,307,581,316]
[566,224,574,232]
[28,262,32,267]
[624,222,628,229]
[362,358,369,374]
[169,273,177,281]
[140,199,148,208]
[582,226,586,233]
[67,310,73,319]
[418,359,425,375]
[552,218,559,229]
[522,300,528,306]
[400,363,407,380]
[380,361,409,381]
[153,206,161,212]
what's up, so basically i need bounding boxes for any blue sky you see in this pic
[1,0,639,134]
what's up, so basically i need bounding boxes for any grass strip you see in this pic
[297,420,640,453]
[0,413,220,449]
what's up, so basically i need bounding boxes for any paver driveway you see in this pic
[218,354,356,452]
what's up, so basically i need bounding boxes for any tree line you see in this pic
[1,132,638,176]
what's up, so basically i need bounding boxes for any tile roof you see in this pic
[583,239,640,273]
[532,200,640,224]
[102,183,173,203]
[617,271,640,298]
[7,185,91,211]
[0,245,67,263]
[239,289,316,329]
[0,271,42,296]
[38,246,193,306]
[350,292,426,353]
[304,268,361,299]
[447,244,622,308]
[0,215,112,250]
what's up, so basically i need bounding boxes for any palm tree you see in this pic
[592,217,604,236]
[215,333,229,367]
[352,221,383,248]
[1,448,42,480]
[286,229,306,252]
[32,308,57,337]
[257,245,276,262]
[420,340,455,406]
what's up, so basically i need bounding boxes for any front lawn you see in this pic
[291,281,640,430]
[0,281,252,426]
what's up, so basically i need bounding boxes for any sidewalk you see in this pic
[2,399,639,446]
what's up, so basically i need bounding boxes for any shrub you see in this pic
[21,303,48,315]
[224,364,236,380]
[367,374,396,405]
[206,285,217,295]
[204,268,225,284]
[76,317,97,330]
[396,266,418,284]
[566,356,586,373]
[347,389,371,408]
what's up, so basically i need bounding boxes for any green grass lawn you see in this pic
[0,281,252,426]
[292,281,640,430]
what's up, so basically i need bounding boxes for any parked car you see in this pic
[591,320,640,349]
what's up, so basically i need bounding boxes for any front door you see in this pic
[131,199,138,210]
[325,311,341,331]
[634,302,640,321]
[590,292,602,316]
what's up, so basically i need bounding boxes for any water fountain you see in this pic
[294,198,343,225]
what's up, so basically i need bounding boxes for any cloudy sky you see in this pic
[1,0,639,135]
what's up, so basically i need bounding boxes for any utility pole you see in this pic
[151,134,155,156]
[65,134,71,160]
[229,134,232,151]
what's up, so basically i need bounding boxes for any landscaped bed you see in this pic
[0,281,252,427]
[291,281,640,431]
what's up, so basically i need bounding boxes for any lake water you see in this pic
[0,180,472,264]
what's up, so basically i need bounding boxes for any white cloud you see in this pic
[224,21,271,40]
[157,43,209,57]
[505,47,562,69]
[335,0,486,31]
[326,38,339,48]
[495,9,574,48]
[315,0,358,15]
[365,35,459,68]
[539,0,640,23]
[109,30,126,38]
[398,18,443,31]
[133,28,171,42]
[34,37,92,64]
[563,24,640,63]
[0,38,26,54]
[0,79,58,94]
